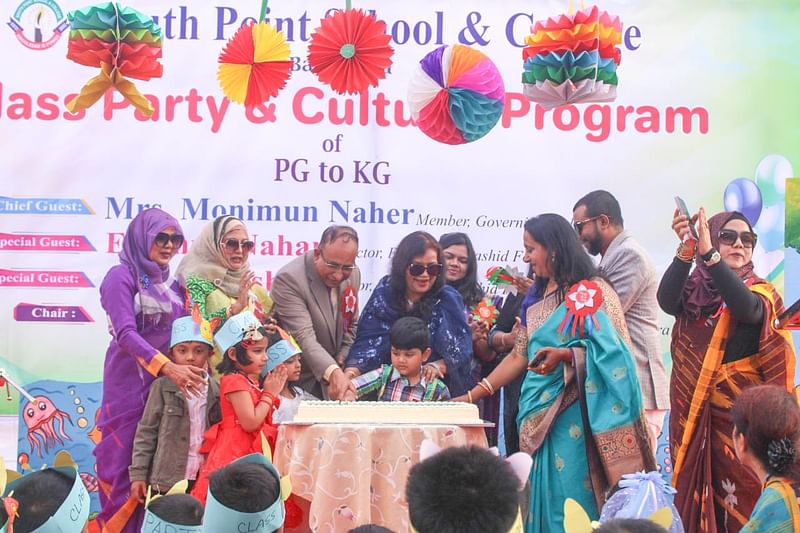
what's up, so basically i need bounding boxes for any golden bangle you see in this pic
[467,390,473,404]
[477,380,493,396]
[481,378,495,395]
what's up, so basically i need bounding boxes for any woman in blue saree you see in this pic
[459,214,654,532]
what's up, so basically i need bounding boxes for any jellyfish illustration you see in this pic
[23,395,73,457]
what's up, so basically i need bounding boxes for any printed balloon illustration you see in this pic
[408,44,505,145]
[755,154,794,206]
[723,177,763,226]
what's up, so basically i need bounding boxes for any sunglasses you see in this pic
[154,232,184,247]
[408,263,443,277]
[572,215,603,233]
[221,238,255,253]
[319,250,355,274]
[718,229,757,248]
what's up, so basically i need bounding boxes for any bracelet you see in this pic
[260,392,281,409]
[467,390,473,404]
[477,379,495,397]
[676,243,695,263]
[425,363,443,379]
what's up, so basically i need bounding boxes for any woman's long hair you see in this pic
[732,384,800,483]
[524,214,597,303]
[439,232,484,307]
[389,231,445,319]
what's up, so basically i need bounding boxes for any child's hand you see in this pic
[263,364,288,396]
[131,480,147,503]
[263,316,278,336]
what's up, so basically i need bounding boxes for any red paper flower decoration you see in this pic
[558,280,604,337]
[470,297,499,325]
[217,21,293,108]
[308,8,394,95]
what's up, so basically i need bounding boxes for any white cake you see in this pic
[292,400,482,425]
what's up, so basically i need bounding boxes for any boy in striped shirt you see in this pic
[344,317,450,402]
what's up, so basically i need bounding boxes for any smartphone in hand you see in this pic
[674,196,699,239]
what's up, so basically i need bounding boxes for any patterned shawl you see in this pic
[345,276,474,396]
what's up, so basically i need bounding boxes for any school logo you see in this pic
[7,0,69,50]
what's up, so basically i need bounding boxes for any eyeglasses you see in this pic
[154,232,184,248]
[221,238,255,253]
[572,216,603,233]
[319,249,356,274]
[408,263,443,277]
[718,229,757,248]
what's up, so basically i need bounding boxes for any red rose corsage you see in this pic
[558,280,603,337]
[341,285,358,333]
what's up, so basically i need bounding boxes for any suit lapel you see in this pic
[305,253,337,346]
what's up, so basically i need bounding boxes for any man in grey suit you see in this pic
[573,190,670,450]
[271,225,360,400]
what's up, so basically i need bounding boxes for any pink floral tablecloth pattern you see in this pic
[275,423,488,532]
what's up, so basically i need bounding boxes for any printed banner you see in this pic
[1,0,798,426]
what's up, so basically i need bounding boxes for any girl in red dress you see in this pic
[190,311,287,504]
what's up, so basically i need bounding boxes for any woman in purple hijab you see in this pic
[94,208,205,532]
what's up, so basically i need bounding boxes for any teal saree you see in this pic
[516,280,654,532]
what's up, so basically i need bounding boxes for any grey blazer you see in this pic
[600,231,670,410]
[270,250,361,398]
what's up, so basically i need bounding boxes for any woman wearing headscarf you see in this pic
[176,216,273,361]
[657,207,796,533]
[95,208,206,532]
[344,231,473,396]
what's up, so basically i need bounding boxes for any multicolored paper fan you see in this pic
[486,266,515,286]
[408,44,505,145]
[308,8,393,95]
[521,5,622,109]
[65,2,163,116]
[217,21,293,108]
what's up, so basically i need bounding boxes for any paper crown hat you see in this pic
[202,452,292,533]
[170,315,214,348]
[214,311,263,354]
[1,451,90,533]
[140,480,202,533]
[266,327,302,372]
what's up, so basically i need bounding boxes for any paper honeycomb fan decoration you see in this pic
[308,7,394,95]
[408,44,505,145]
[217,20,293,108]
[522,5,622,109]
[65,2,163,116]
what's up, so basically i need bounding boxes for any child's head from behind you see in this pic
[0,467,89,532]
[170,316,214,369]
[144,493,204,530]
[406,445,520,533]
[732,384,800,481]
[214,311,269,377]
[205,458,283,533]
[389,316,431,379]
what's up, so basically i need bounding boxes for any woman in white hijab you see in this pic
[177,215,273,348]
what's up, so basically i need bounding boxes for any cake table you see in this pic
[274,401,490,532]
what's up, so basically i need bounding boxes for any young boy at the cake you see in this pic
[130,315,221,499]
[0,457,91,532]
[343,316,450,402]
[202,453,290,533]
